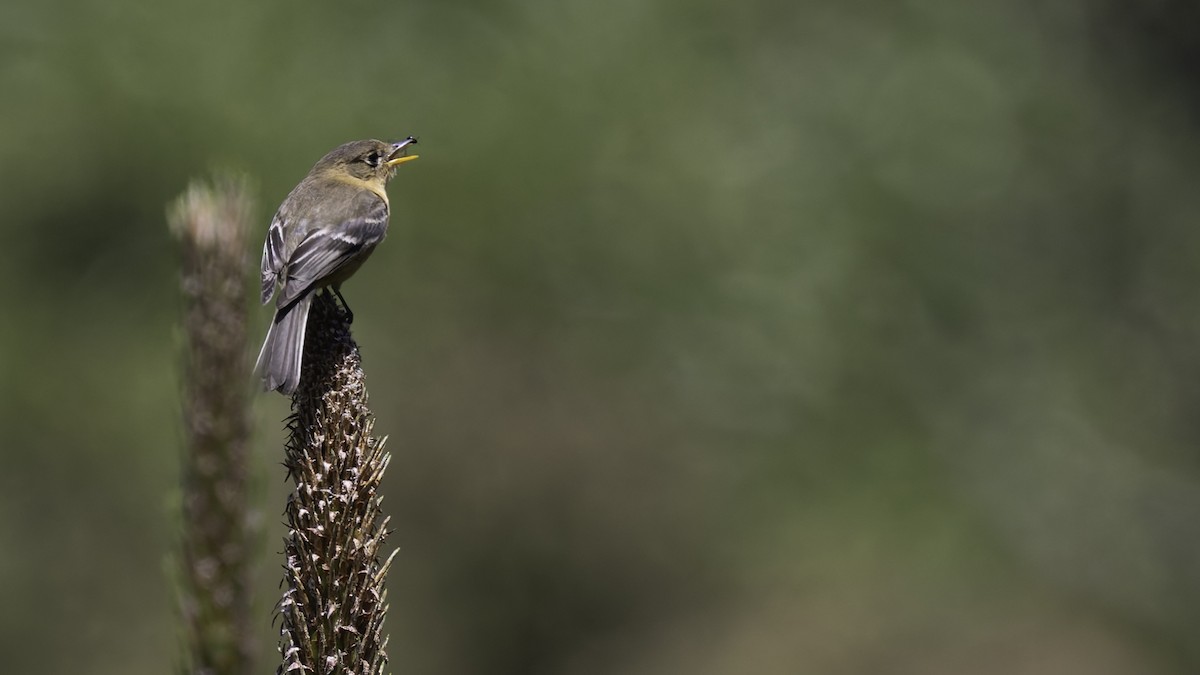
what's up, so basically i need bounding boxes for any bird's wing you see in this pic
[276,192,390,308]
[260,211,289,304]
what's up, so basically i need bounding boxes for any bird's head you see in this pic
[312,137,419,185]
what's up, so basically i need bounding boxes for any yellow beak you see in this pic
[386,154,419,167]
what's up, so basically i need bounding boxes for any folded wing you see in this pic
[276,192,390,308]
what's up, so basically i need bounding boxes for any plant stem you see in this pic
[277,291,396,675]
[170,176,258,675]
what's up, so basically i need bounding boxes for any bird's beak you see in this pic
[386,136,419,167]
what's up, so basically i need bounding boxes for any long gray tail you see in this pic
[255,293,314,395]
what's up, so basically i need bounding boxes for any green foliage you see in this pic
[3,1,1200,674]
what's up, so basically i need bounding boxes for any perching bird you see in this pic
[255,137,418,394]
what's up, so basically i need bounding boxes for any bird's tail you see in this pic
[255,293,313,395]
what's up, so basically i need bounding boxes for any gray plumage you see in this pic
[256,293,314,395]
[255,138,417,394]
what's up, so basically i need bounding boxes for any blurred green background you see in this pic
[4,0,1200,673]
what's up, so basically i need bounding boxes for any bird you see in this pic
[255,137,418,394]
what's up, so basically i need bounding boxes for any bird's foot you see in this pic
[332,288,354,324]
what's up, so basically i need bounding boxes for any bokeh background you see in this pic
[4,1,1200,673]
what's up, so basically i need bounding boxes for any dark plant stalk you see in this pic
[277,292,396,675]
[169,176,258,675]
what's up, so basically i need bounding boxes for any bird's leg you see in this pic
[331,286,354,324]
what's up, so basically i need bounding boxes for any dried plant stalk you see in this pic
[169,176,258,675]
[277,291,396,675]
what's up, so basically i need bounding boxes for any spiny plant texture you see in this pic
[169,176,259,675]
[277,291,396,675]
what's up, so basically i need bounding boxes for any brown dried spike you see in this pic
[276,293,397,675]
[170,175,258,675]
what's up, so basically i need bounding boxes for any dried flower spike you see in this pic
[277,292,396,675]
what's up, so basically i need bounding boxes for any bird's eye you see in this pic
[363,151,382,167]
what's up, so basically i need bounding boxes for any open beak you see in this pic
[386,136,419,167]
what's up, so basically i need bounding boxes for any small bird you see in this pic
[255,137,419,394]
